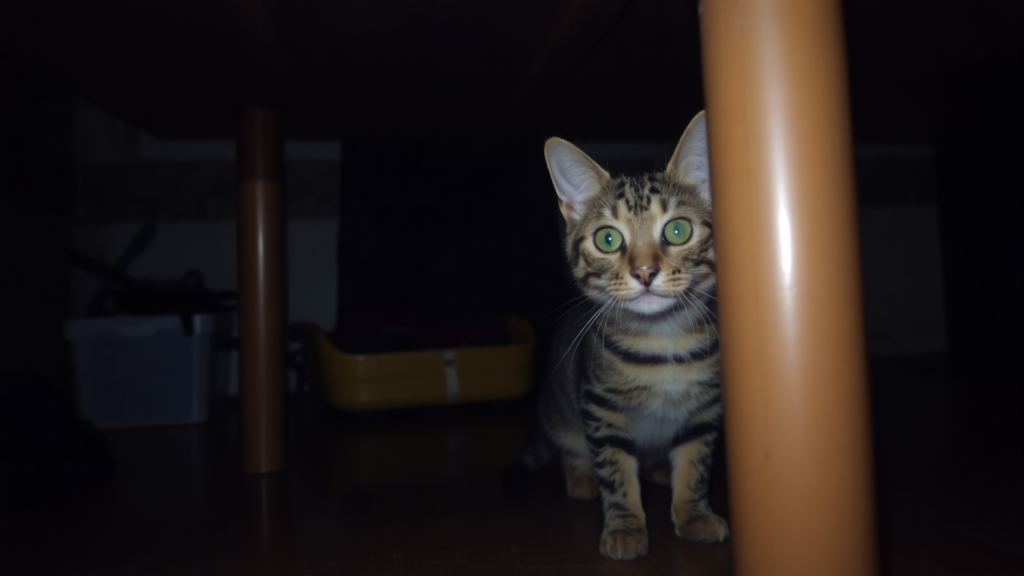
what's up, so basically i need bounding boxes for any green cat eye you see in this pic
[594,227,624,253]
[663,218,693,245]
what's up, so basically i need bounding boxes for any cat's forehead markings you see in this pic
[614,179,628,202]
[618,175,656,215]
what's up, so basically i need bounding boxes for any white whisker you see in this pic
[545,295,594,329]
[553,298,612,374]
[688,284,719,302]
[677,289,719,354]
[541,293,590,320]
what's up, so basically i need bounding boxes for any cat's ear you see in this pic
[544,137,610,222]
[665,110,712,206]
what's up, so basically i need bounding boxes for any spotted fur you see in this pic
[507,112,727,560]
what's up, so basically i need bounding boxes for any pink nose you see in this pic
[631,266,660,287]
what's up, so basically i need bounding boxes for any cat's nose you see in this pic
[631,266,660,287]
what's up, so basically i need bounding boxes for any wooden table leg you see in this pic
[237,105,285,475]
[699,1,878,574]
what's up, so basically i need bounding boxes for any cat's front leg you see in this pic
[582,389,648,560]
[668,413,729,543]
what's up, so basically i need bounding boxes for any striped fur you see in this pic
[512,112,728,560]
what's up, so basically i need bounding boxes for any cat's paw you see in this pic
[566,472,598,499]
[673,512,730,543]
[599,528,649,560]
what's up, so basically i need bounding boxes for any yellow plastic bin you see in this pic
[290,316,535,411]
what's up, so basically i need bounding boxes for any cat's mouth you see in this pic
[627,288,670,301]
[620,289,678,315]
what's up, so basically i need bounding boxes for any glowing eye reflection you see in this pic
[663,219,693,245]
[594,227,623,252]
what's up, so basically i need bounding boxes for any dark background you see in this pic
[1,0,1021,558]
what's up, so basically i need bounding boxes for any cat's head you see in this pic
[544,111,714,319]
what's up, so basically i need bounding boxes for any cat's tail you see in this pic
[501,430,554,495]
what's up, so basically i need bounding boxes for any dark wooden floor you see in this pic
[1,356,1021,575]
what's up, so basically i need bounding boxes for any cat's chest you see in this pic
[625,385,703,448]
[599,326,719,443]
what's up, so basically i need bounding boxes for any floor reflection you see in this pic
[240,472,295,570]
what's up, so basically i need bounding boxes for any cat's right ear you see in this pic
[544,138,610,222]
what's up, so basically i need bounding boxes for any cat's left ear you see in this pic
[665,110,712,207]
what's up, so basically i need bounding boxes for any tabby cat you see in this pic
[506,111,727,560]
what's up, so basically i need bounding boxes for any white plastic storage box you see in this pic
[64,314,234,428]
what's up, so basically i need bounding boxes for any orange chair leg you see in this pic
[700,0,878,574]
[237,106,285,475]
